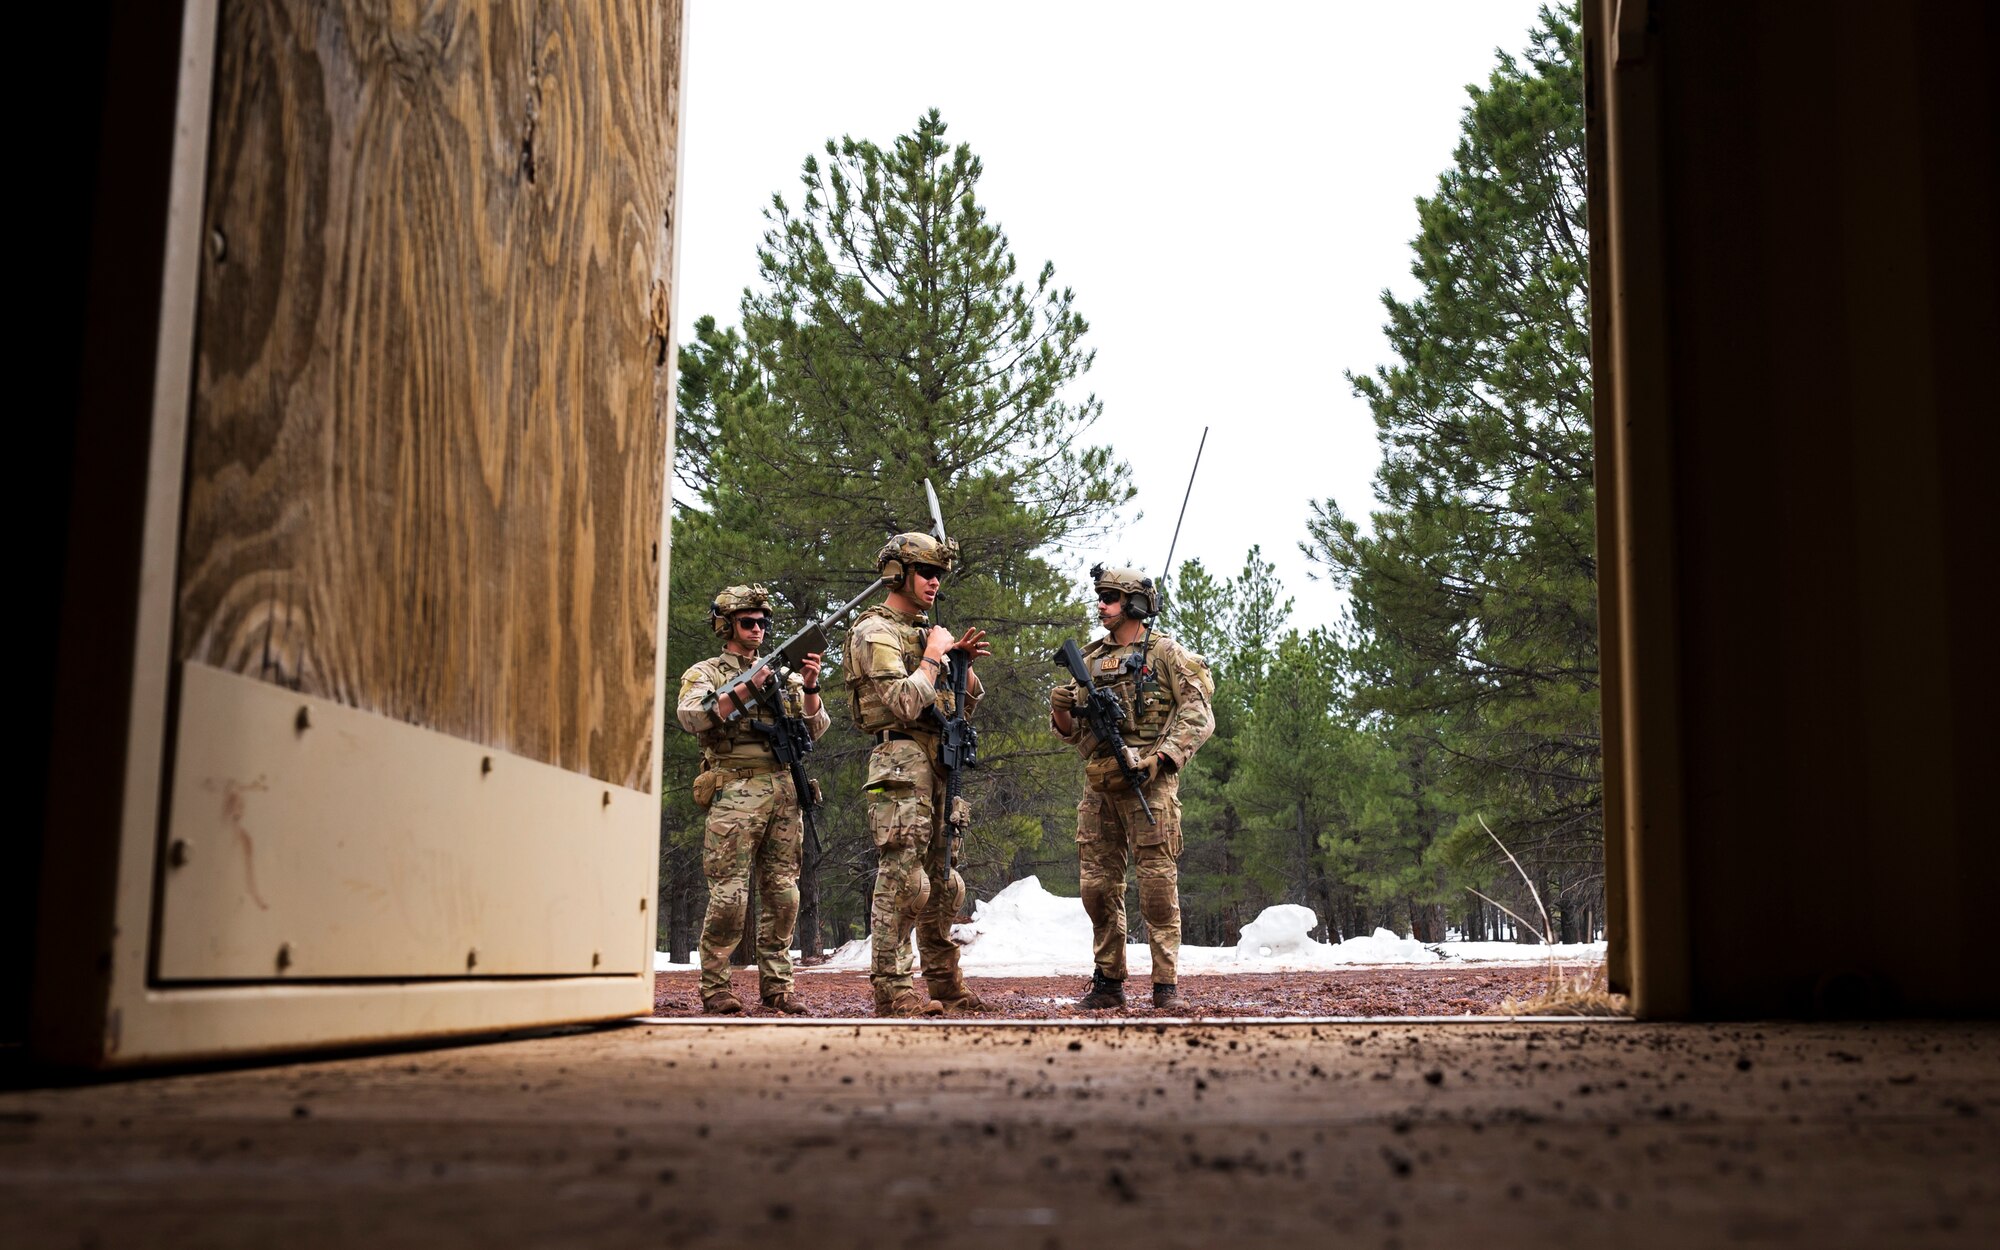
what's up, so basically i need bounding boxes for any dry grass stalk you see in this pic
[1491,963,1628,1017]
[1469,814,1627,1017]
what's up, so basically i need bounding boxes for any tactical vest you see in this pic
[1082,634,1177,751]
[692,653,781,768]
[845,605,957,735]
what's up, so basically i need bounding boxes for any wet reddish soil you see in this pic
[652,963,1604,1018]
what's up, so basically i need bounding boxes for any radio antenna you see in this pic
[1158,425,1208,605]
[1132,426,1208,695]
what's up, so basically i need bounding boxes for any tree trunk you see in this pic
[1351,900,1373,939]
[1312,873,1337,945]
[1405,898,1449,943]
[1293,803,1317,931]
[796,835,822,963]
[1222,825,1242,940]
[660,813,699,964]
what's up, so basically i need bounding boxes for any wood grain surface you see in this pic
[177,0,680,790]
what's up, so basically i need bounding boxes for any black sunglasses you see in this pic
[734,615,772,630]
[1097,589,1123,604]
[910,563,947,581]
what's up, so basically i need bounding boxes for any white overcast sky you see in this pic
[675,0,1550,631]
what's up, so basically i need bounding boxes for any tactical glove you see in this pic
[1050,682,1081,713]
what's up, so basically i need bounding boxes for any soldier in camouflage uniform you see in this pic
[1050,565,1215,1010]
[845,533,993,1017]
[676,584,830,1015]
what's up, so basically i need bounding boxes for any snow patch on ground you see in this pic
[662,876,1605,977]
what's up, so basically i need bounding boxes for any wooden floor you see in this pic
[4,1019,1996,1248]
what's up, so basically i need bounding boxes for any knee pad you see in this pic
[1138,878,1178,928]
[900,869,932,916]
[930,869,966,918]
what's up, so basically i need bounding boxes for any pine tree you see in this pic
[1163,548,1297,944]
[1306,5,1600,927]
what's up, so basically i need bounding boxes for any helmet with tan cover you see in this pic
[1091,563,1157,620]
[876,532,958,589]
[709,583,773,638]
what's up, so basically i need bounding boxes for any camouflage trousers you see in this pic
[1077,770,1183,985]
[698,769,802,997]
[864,737,966,1000]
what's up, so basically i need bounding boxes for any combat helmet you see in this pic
[709,583,773,639]
[877,532,958,589]
[1091,563,1157,619]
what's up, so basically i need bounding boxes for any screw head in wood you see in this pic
[168,840,190,868]
[466,948,479,971]
[276,943,293,973]
[295,706,311,734]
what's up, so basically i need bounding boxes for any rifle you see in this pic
[923,479,978,863]
[700,578,887,858]
[1050,637,1155,826]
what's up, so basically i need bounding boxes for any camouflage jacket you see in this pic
[676,650,830,768]
[844,604,983,740]
[1055,630,1215,771]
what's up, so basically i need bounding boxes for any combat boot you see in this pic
[1078,970,1125,1010]
[874,986,943,1018]
[1151,982,1181,1011]
[760,991,808,1015]
[701,989,744,1015]
[927,976,989,1014]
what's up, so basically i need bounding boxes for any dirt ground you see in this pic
[5,1018,1994,1248]
[653,962,1601,1018]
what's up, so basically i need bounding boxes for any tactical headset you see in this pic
[1091,563,1157,620]
[877,533,955,590]
[708,586,771,639]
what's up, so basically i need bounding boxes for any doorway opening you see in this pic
[654,3,1612,1024]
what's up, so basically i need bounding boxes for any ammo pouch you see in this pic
[691,768,723,809]
[863,738,925,792]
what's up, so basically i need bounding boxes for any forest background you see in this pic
[658,6,1600,961]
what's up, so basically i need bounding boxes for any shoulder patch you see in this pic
[866,638,910,676]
